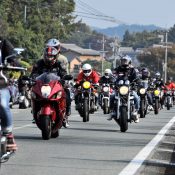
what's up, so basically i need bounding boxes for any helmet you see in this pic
[44,46,58,66]
[155,72,161,79]
[104,69,112,78]
[46,38,60,53]
[120,55,131,67]
[141,68,150,79]
[82,64,92,77]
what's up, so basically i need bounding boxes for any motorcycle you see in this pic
[18,76,31,109]
[9,79,20,108]
[112,77,136,132]
[152,87,161,114]
[100,83,113,114]
[138,81,149,118]
[31,72,72,140]
[76,81,98,122]
[164,90,173,110]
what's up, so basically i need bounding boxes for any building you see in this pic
[61,43,102,76]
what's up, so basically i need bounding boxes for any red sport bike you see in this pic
[31,72,72,140]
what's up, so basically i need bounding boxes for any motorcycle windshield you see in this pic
[36,73,60,84]
[140,81,148,89]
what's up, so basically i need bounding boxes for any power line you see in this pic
[75,0,125,24]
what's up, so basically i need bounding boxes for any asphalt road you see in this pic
[1,105,175,175]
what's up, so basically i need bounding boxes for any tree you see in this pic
[0,0,76,61]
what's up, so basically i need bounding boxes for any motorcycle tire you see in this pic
[40,116,51,140]
[103,98,109,114]
[83,98,89,122]
[154,99,159,115]
[167,97,171,110]
[167,101,170,110]
[140,100,145,118]
[120,107,128,132]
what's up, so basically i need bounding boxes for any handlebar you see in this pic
[0,65,27,71]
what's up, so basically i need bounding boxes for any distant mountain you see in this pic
[94,24,162,39]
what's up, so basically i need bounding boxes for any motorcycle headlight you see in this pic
[83,81,91,89]
[41,85,51,98]
[103,86,109,92]
[119,86,129,95]
[154,89,160,96]
[56,91,62,99]
[139,88,146,95]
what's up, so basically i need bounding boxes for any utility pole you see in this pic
[110,37,120,69]
[164,30,168,82]
[98,35,106,75]
[102,35,105,75]
[24,5,27,23]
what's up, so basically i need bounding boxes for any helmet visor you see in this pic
[121,58,129,65]
[83,69,91,74]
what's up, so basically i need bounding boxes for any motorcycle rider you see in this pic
[163,76,175,104]
[108,55,140,123]
[99,69,115,106]
[0,36,18,151]
[46,38,72,117]
[140,67,153,110]
[165,77,175,89]
[74,63,100,110]
[31,38,71,128]
[153,72,165,108]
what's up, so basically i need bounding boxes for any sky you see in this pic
[75,0,175,29]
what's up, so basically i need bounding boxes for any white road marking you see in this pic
[119,115,175,175]
[14,124,33,130]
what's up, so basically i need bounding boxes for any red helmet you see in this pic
[44,46,58,66]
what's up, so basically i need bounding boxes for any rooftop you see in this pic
[61,43,101,56]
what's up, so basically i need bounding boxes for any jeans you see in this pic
[132,91,140,111]
[0,88,13,133]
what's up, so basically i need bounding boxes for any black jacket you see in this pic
[99,75,115,85]
[31,59,67,79]
[114,65,139,83]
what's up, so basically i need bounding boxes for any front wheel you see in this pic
[166,96,171,110]
[140,99,145,118]
[83,98,89,122]
[40,116,51,140]
[154,98,159,115]
[103,98,109,114]
[120,107,128,132]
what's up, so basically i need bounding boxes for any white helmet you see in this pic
[46,38,60,52]
[82,64,92,77]
[104,69,112,78]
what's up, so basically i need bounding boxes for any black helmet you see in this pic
[141,67,150,79]
[120,55,132,67]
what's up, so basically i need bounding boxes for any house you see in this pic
[61,43,102,76]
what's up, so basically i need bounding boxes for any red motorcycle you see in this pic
[31,72,71,140]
